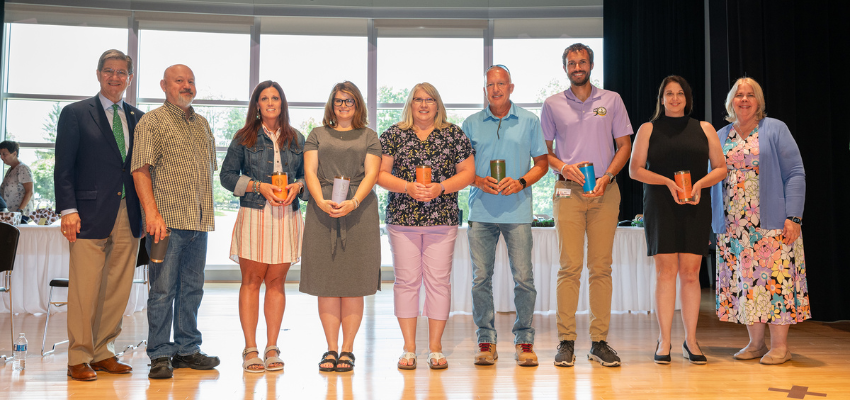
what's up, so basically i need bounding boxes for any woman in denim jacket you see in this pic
[220,80,306,373]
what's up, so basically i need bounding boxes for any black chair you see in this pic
[41,277,69,356]
[41,237,152,356]
[0,222,21,363]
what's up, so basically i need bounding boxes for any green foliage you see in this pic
[377,85,410,134]
[30,102,62,208]
[194,105,246,147]
[531,172,556,218]
[298,117,319,136]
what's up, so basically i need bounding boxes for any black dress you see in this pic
[643,115,711,256]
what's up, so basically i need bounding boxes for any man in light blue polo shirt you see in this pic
[462,65,548,367]
[541,43,633,368]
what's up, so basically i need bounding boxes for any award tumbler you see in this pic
[577,162,596,193]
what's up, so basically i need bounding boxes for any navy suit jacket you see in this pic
[54,95,144,239]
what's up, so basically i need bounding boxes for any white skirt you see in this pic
[230,202,303,264]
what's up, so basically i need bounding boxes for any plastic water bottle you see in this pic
[13,333,27,371]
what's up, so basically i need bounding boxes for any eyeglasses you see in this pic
[101,68,129,78]
[488,64,511,75]
[333,98,355,107]
[412,97,436,105]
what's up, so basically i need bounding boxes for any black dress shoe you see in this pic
[149,357,173,379]
[682,341,707,365]
[172,351,220,370]
[654,341,671,364]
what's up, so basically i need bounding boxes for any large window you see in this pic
[2,20,128,208]
[494,19,604,219]
[3,4,603,269]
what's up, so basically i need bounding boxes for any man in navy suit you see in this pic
[54,49,144,381]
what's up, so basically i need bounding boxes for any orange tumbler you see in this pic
[674,170,693,202]
[416,165,432,185]
[271,172,288,200]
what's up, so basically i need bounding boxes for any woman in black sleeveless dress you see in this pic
[629,76,727,364]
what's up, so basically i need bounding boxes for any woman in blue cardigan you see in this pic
[710,77,809,365]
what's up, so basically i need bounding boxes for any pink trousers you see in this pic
[386,224,457,320]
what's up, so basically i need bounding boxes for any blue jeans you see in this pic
[468,221,536,344]
[146,229,208,359]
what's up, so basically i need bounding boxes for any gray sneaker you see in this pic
[554,340,575,367]
[588,341,621,367]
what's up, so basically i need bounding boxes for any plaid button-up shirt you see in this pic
[131,101,217,232]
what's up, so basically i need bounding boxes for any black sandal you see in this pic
[318,351,338,372]
[335,352,355,372]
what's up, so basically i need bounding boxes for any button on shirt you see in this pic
[541,86,633,178]
[60,93,131,217]
[100,93,130,155]
[462,102,547,224]
[131,101,217,232]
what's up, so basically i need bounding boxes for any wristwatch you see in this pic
[787,216,802,225]
[604,172,616,183]
[518,178,527,189]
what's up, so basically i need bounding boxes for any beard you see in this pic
[172,91,195,108]
[569,71,591,86]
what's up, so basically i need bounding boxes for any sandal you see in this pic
[264,345,284,371]
[398,351,417,370]
[242,347,264,373]
[318,350,338,372]
[427,352,448,370]
[335,351,355,372]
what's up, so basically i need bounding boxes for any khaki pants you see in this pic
[553,180,620,341]
[67,199,140,365]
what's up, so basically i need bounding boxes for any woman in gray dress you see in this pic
[300,81,382,372]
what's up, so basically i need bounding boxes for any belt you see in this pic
[557,174,616,183]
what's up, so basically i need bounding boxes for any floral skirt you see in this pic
[716,227,810,325]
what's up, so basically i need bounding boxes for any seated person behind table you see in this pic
[0,140,35,222]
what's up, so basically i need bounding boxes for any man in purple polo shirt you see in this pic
[541,43,633,368]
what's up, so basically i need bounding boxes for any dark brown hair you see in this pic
[651,75,693,122]
[322,81,369,129]
[234,81,299,150]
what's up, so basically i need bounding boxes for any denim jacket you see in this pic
[220,127,306,211]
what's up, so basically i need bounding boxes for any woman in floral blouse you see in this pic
[378,82,475,370]
[710,77,808,365]
[0,140,34,217]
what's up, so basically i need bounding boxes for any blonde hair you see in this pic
[724,77,766,123]
[397,82,452,131]
[322,81,369,129]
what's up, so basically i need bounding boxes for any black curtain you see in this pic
[709,0,850,322]
[606,0,850,321]
[603,0,707,221]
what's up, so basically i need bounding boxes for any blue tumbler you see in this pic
[577,162,596,193]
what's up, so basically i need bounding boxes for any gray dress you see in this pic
[299,126,382,297]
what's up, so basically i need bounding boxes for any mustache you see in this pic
[180,89,194,95]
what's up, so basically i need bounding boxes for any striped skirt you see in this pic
[230,203,303,264]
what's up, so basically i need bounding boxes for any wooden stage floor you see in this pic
[1,283,848,399]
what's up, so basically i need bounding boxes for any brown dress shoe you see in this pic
[90,357,133,374]
[67,363,97,381]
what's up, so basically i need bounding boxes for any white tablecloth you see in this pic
[448,226,680,314]
[0,225,148,315]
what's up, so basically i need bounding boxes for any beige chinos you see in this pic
[553,180,620,341]
[67,199,140,365]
